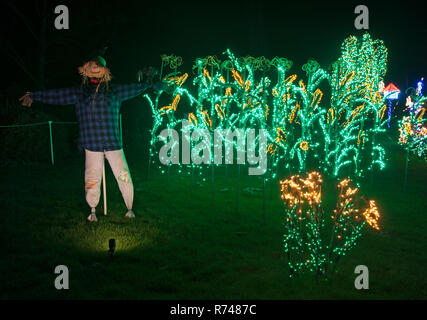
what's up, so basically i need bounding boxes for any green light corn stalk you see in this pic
[144,54,187,176]
[287,60,328,174]
[145,34,390,185]
[280,173,380,280]
[322,34,388,181]
[268,57,294,179]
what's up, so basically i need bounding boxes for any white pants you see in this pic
[84,149,133,211]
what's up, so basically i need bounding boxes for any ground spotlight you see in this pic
[109,238,116,257]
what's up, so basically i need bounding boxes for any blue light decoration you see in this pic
[383,82,400,128]
[416,77,424,97]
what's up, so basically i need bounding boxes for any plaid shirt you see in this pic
[30,83,150,152]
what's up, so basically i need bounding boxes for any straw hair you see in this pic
[78,61,112,84]
[78,60,112,114]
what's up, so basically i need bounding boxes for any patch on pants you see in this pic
[85,180,97,189]
[118,168,131,184]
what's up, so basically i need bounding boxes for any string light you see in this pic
[144,33,390,183]
[280,172,381,277]
[398,85,427,159]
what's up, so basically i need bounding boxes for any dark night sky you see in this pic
[1,0,426,94]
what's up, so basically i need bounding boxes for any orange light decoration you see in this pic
[299,80,307,94]
[167,73,189,86]
[231,68,244,87]
[299,141,309,151]
[362,200,381,230]
[282,92,290,104]
[280,171,322,214]
[242,98,252,110]
[280,172,382,277]
[399,116,413,144]
[171,94,180,110]
[340,71,355,87]
[289,102,300,123]
[273,127,287,149]
[357,130,365,145]
[310,89,323,108]
[327,108,334,123]
[284,74,297,85]
[188,112,198,126]
[417,107,425,121]
[201,109,212,129]
[277,127,286,140]
[215,103,225,119]
[203,68,212,83]
[245,80,251,92]
[178,73,189,86]
[267,144,277,155]
[379,104,387,120]
[160,94,181,115]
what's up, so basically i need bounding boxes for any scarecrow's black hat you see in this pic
[86,47,108,67]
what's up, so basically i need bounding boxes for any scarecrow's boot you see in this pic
[87,208,98,222]
[125,210,135,219]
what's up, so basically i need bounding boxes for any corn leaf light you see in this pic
[144,33,390,185]
[280,172,381,279]
[325,34,388,180]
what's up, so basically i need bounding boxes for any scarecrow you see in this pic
[19,51,164,222]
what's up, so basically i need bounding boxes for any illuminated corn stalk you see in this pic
[322,33,388,180]
[287,60,328,173]
[280,172,381,279]
[144,54,188,176]
[145,33,390,185]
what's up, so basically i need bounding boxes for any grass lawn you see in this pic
[1,146,427,300]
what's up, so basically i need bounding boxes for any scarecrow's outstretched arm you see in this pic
[113,66,165,102]
[113,83,153,102]
[29,87,79,105]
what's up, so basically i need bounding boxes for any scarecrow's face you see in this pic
[90,61,102,76]
[86,61,106,78]
[78,60,112,81]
